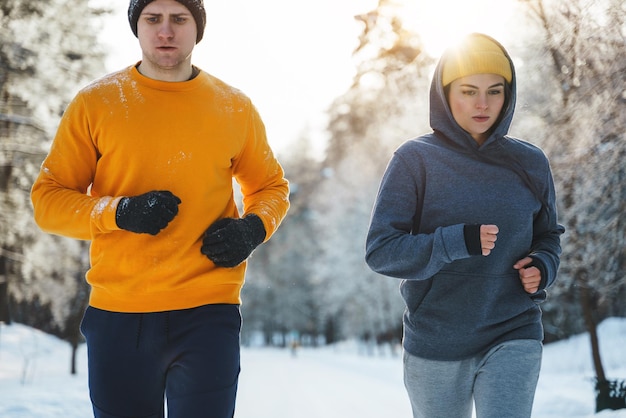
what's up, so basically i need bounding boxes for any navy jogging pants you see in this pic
[80,304,241,418]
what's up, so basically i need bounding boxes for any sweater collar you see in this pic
[129,62,207,92]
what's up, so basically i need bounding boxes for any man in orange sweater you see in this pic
[31,0,289,416]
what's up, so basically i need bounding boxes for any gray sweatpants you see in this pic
[403,339,542,418]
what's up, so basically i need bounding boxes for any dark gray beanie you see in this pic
[128,0,206,43]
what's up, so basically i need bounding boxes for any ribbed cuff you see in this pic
[463,224,482,256]
[528,255,548,290]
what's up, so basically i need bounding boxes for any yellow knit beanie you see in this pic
[442,34,512,86]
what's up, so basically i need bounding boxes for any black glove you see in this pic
[115,190,181,235]
[201,214,266,267]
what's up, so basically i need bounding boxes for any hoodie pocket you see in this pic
[400,278,433,315]
[411,270,538,330]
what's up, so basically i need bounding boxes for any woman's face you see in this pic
[448,73,506,145]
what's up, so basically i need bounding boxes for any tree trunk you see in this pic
[0,278,10,324]
[0,163,13,326]
[71,341,78,375]
[580,286,606,382]
[579,285,625,411]
[66,274,90,375]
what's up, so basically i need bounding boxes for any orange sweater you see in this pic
[31,65,289,313]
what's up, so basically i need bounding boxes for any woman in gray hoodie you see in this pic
[365,33,564,418]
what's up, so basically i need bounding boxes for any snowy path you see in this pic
[1,320,626,417]
[236,347,411,417]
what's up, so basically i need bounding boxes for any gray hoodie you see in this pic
[365,34,565,360]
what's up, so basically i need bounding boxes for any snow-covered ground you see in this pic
[1,318,625,418]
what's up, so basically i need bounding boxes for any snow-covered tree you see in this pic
[0,0,109,373]
[309,0,433,345]
[242,136,323,346]
[515,0,626,411]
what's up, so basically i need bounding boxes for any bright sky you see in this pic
[96,0,377,156]
[95,0,519,156]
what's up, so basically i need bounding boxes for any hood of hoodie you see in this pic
[427,34,554,226]
[429,33,516,152]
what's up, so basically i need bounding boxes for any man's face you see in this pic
[137,0,197,78]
